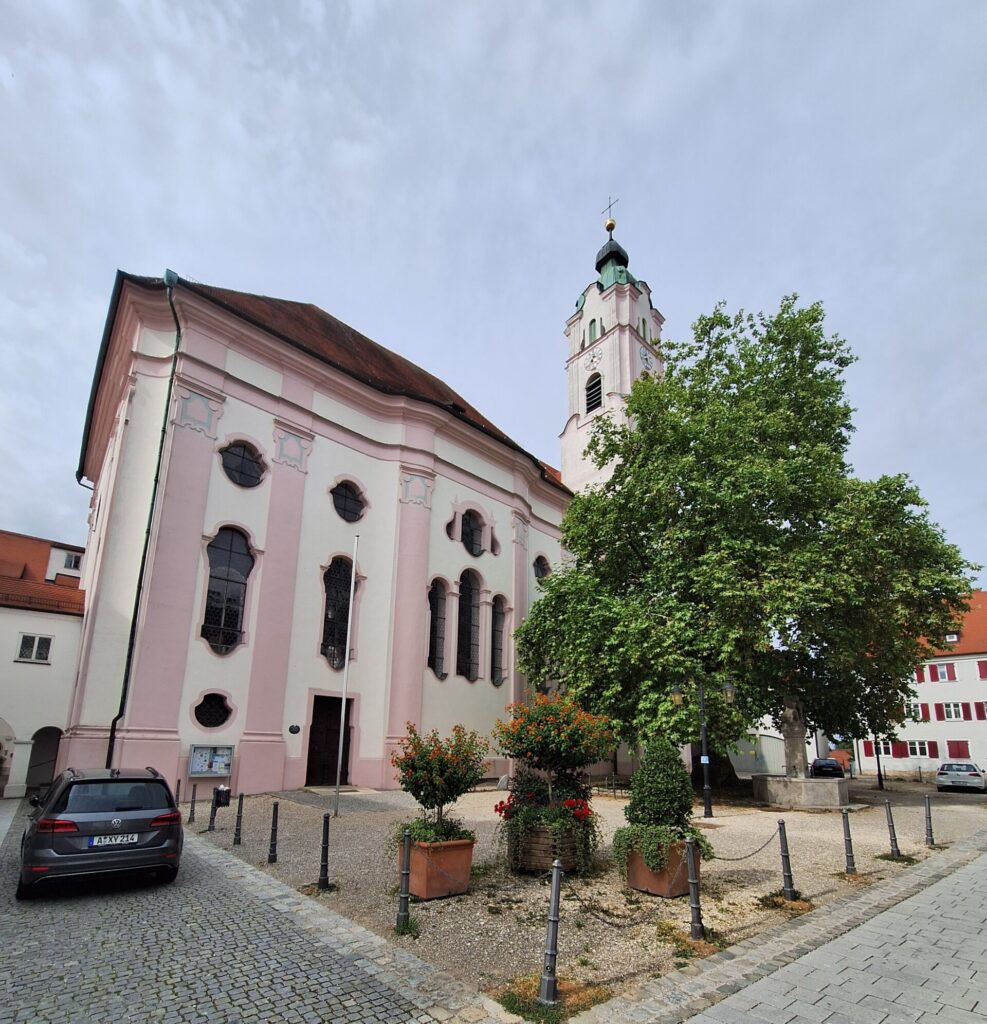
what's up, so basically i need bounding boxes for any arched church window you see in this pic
[201,528,254,654]
[533,556,551,580]
[330,481,365,522]
[194,693,233,728]
[427,579,447,678]
[322,557,354,669]
[456,570,480,681]
[588,319,597,343]
[220,442,264,488]
[461,510,483,556]
[586,373,603,413]
[490,595,506,686]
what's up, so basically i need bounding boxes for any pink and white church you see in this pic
[58,226,664,795]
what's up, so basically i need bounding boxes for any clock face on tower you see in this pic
[639,346,654,370]
[583,349,602,371]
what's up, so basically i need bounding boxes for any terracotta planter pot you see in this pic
[625,842,696,898]
[509,823,585,873]
[399,838,474,900]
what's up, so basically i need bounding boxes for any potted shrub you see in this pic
[612,738,713,898]
[391,723,489,899]
[493,693,615,873]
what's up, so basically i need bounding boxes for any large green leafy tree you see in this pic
[517,297,977,749]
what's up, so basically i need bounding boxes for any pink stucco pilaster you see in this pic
[236,452,307,794]
[511,512,530,706]
[383,466,435,779]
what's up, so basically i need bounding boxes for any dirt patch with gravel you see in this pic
[189,780,985,997]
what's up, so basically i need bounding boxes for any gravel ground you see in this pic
[189,780,986,998]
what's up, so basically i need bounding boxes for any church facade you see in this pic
[58,228,661,795]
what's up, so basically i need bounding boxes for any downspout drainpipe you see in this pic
[105,270,183,767]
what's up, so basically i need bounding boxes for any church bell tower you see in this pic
[560,217,664,492]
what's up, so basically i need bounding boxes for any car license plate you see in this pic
[89,834,138,847]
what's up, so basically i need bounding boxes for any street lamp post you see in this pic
[672,678,734,820]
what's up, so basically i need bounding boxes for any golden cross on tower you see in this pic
[601,196,619,236]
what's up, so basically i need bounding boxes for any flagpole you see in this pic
[333,533,359,816]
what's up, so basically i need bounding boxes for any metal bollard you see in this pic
[175,779,181,807]
[233,793,244,846]
[207,791,218,832]
[537,858,563,1006]
[188,784,197,824]
[778,819,797,901]
[267,801,279,864]
[884,800,901,858]
[318,813,331,891]
[686,837,705,940]
[924,794,935,847]
[396,829,412,928]
[841,808,857,875]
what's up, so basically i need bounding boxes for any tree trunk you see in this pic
[781,696,808,778]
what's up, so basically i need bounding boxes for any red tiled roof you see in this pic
[80,273,570,497]
[0,577,84,616]
[932,591,987,657]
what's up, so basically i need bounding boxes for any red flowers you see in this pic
[494,794,516,819]
[563,798,591,822]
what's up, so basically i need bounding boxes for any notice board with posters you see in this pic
[188,744,234,777]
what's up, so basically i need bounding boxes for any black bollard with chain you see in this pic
[318,813,331,891]
[924,794,935,847]
[188,783,197,824]
[841,808,857,875]
[884,800,901,858]
[778,819,796,900]
[207,790,218,832]
[267,801,279,864]
[685,837,705,940]
[396,829,412,928]
[233,793,244,846]
[175,779,181,807]
[537,858,563,1006]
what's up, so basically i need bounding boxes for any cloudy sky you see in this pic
[2,1,985,584]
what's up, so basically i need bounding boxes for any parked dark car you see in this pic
[16,767,182,900]
[809,758,845,778]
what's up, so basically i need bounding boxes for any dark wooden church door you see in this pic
[305,696,352,786]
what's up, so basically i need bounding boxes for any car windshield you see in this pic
[55,781,172,814]
[815,760,839,766]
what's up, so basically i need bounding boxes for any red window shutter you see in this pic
[976,703,986,721]
[935,703,945,721]
[946,663,957,681]
[928,741,939,757]
[891,741,908,758]
[921,703,930,722]
[978,660,987,680]
[955,740,971,759]
[947,740,960,758]
[916,667,926,683]
[929,665,940,682]
[962,702,972,721]
[863,740,874,757]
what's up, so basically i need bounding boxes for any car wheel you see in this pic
[14,880,33,901]
[155,866,179,884]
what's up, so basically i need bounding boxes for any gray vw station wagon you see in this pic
[16,767,182,899]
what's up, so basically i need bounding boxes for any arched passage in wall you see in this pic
[25,727,62,790]
[0,717,14,794]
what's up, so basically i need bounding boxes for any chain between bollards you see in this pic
[884,799,901,858]
[396,829,412,928]
[232,793,244,846]
[778,819,796,901]
[188,783,197,824]
[924,794,935,847]
[207,790,218,832]
[841,808,857,875]
[537,858,563,1006]
[685,837,704,940]
[318,813,331,891]
[267,800,279,864]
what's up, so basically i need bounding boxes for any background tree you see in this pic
[516,297,977,759]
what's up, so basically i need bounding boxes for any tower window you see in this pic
[588,319,598,343]
[586,373,603,413]
[533,556,551,580]
[201,528,254,654]
[330,481,365,522]
[322,557,354,669]
[220,443,264,488]
[461,510,483,556]
[456,570,480,681]
[427,580,447,678]
[491,596,506,686]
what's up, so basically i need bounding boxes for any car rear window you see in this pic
[55,781,172,814]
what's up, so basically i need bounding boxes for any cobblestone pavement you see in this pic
[572,826,987,1023]
[0,805,519,1024]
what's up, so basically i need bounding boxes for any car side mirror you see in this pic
[29,794,42,807]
